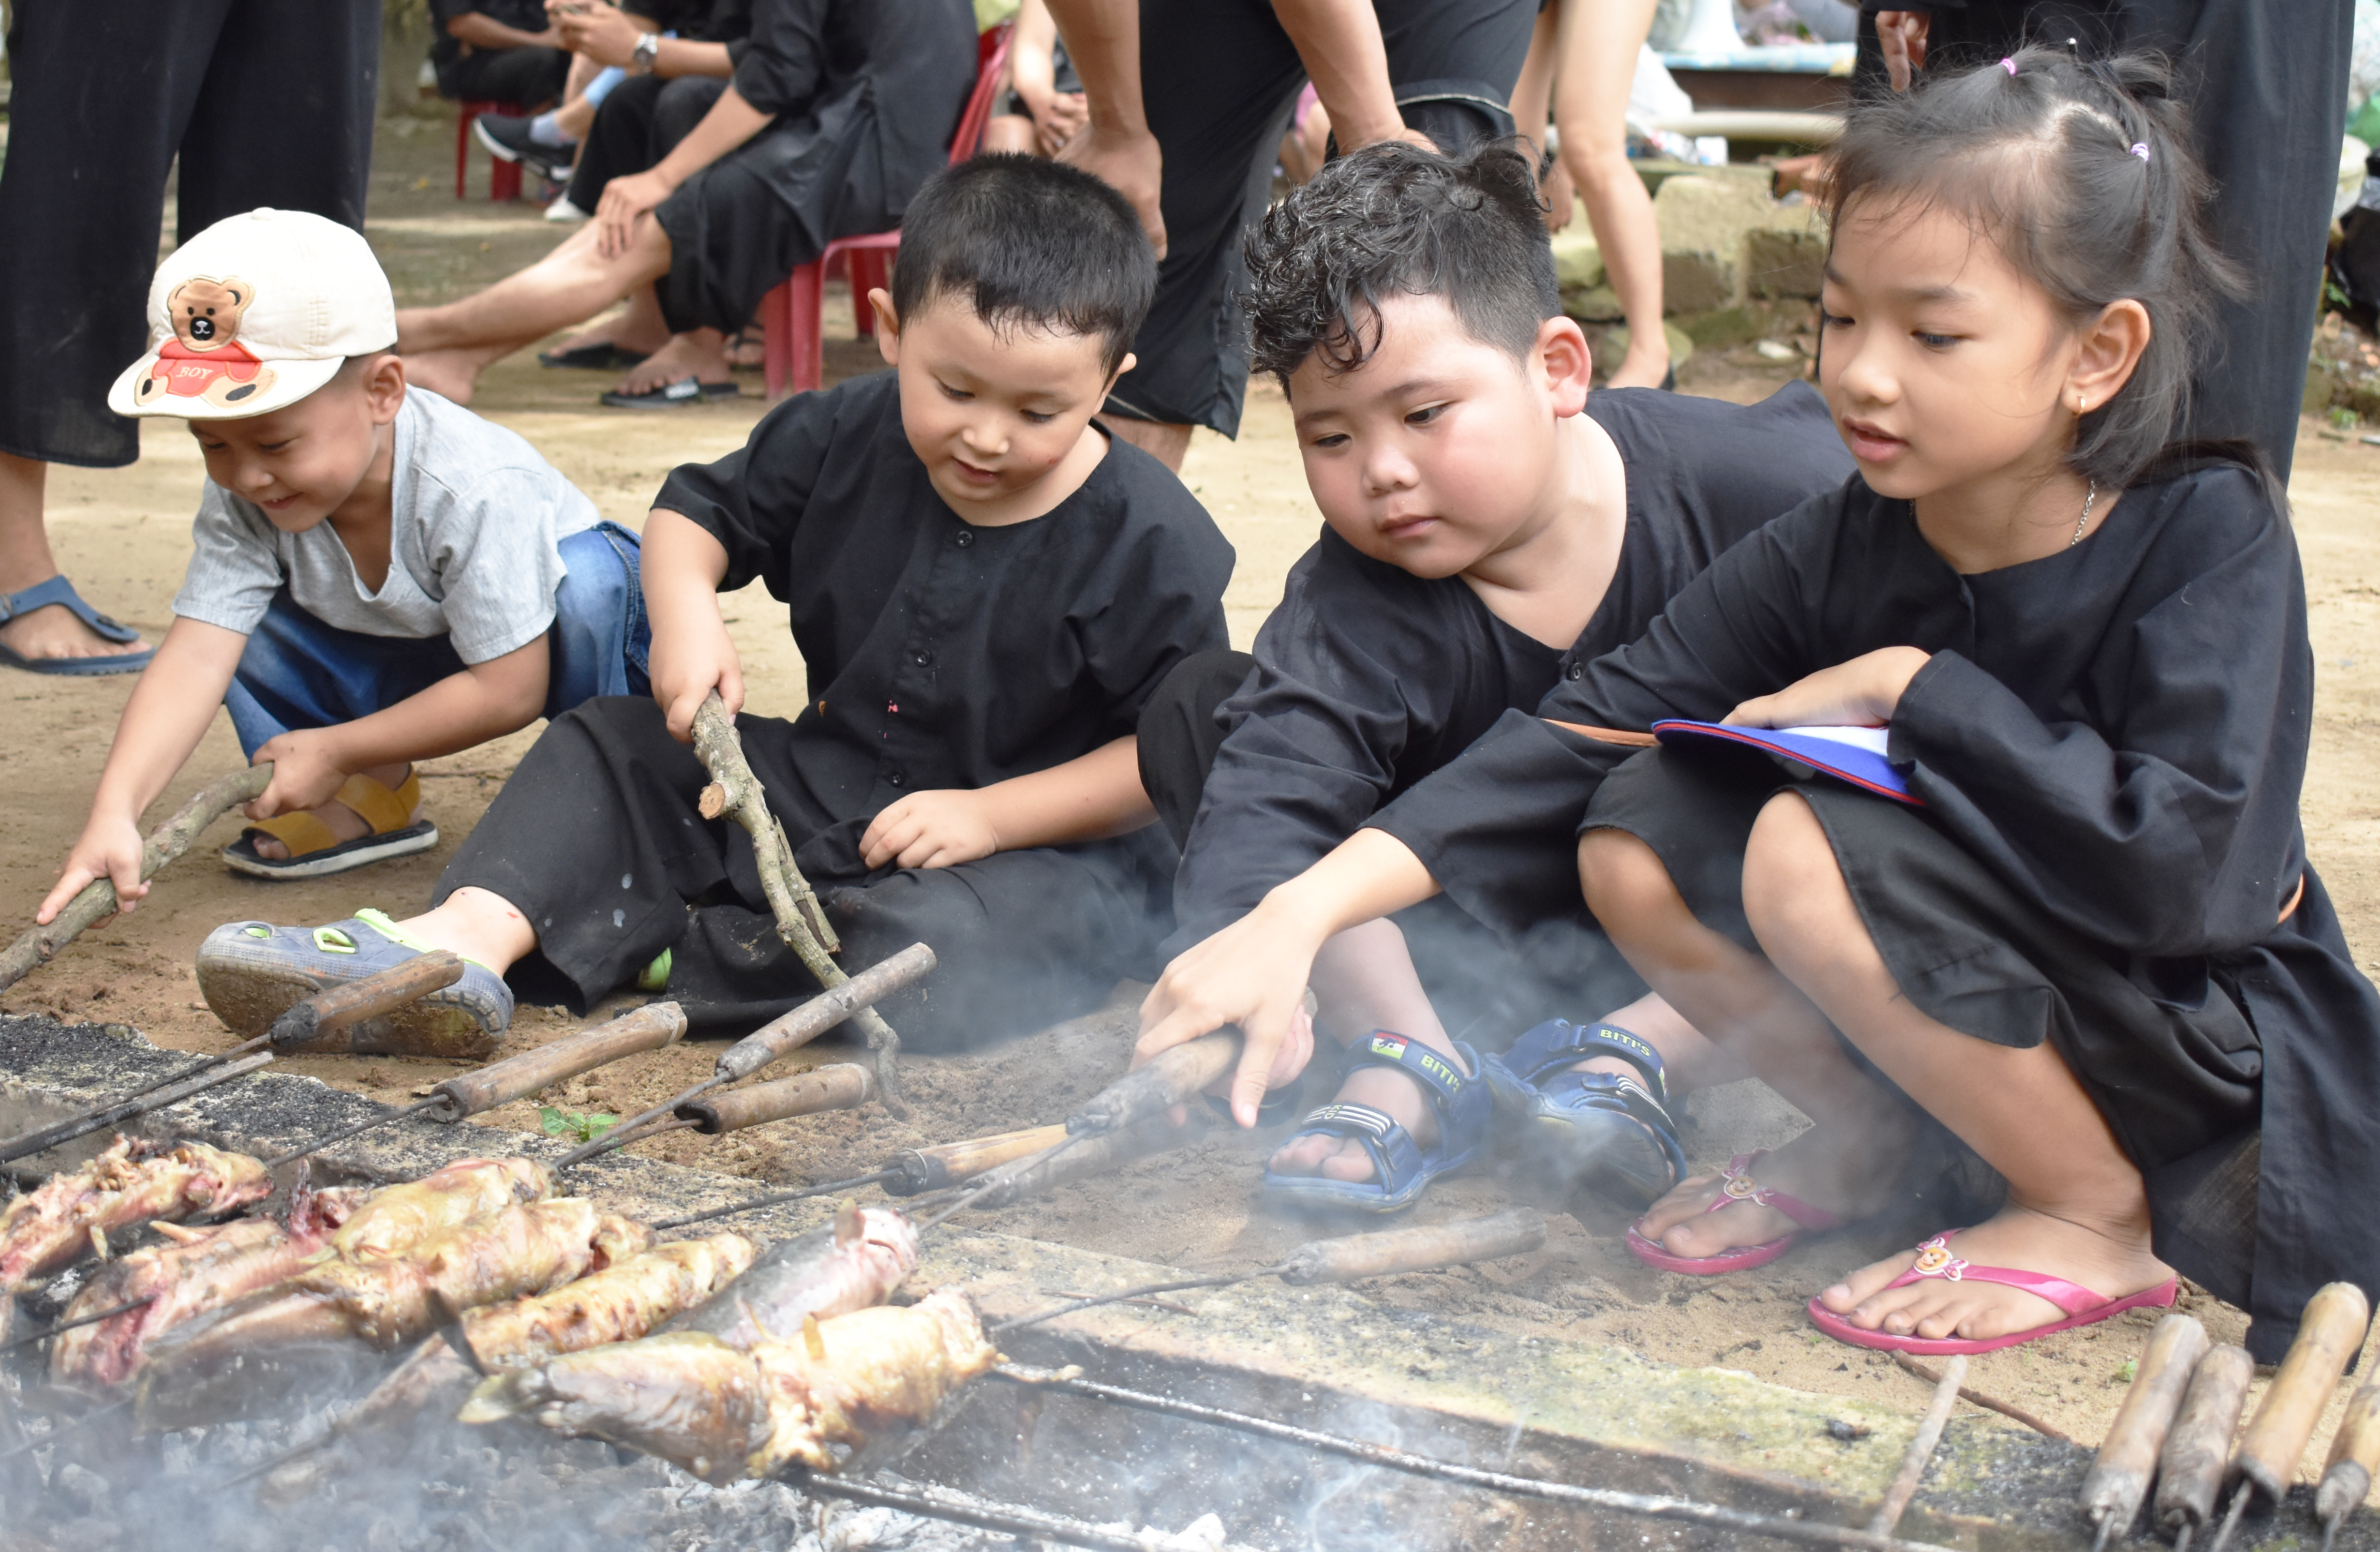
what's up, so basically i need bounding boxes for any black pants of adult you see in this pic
[435,697,1175,1049]
[1136,650,1648,1047]
[567,75,728,214]
[1853,0,2351,482]
[1104,0,1539,438]
[0,0,378,468]
[437,43,571,107]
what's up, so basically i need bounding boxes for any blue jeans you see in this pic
[224,522,652,756]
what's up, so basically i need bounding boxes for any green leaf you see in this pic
[539,1105,569,1136]
[584,1113,619,1140]
[2116,1357,2139,1385]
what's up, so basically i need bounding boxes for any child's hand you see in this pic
[249,730,352,819]
[1033,91,1089,156]
[36,815,149,924]
[650,622,744,744]
[860,790,1000,870]
[1137,904,1325,1128]
[1725,647,1932,730]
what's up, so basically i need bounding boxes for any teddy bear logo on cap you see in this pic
[132,276,278,409]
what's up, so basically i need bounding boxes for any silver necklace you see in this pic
[2070,480,2097,547]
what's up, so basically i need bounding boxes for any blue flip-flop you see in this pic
[0,576,153,675]
[1482,1019,1687,1208]
[1262,1031,1490,1213]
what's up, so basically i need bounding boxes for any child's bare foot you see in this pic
[1267,1056,1465,1183]
[1815,1202,2172,1343]
[1632,1117,1915,1260]
[248,764,418,862]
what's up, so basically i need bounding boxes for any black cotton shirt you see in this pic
[1168,380,1850,948]
[429,0,552,65]
[1370,462,2380,1351]
[656,369,1235,877]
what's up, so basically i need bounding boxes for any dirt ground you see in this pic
[6,114,2380,1464]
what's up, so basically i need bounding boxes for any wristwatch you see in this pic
[631,30,660,74]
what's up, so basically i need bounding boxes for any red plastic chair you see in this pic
[456,100,527,201]
[762,23,1012,399]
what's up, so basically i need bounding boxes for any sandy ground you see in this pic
[7,116,2380,1464]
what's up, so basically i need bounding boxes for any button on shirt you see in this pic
[655,370,1235,876]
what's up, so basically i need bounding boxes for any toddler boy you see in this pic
[1136,143,1852,1210]
[37,209,646,942]
[193,158,1233,1050]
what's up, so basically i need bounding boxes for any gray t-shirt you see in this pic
[172,387,600,664]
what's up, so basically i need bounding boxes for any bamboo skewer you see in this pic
[690,693,908,1112]
[0,766,272,993]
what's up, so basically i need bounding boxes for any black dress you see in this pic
[435,372,1235,1048]
[1370,463,2380,1359]
[650,0,978,337]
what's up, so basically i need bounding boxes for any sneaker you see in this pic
[598,376,741,408]
[195,910,513,1060]
[544,194,589,223]
[474,113,574,185]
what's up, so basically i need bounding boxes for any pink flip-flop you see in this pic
[1805,1230,2179,1356]
[1624,1150,1847,1274]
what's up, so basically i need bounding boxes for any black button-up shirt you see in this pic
[657,370,1235,877]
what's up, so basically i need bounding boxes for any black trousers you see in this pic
[436,698,1175,1048]
[1136,650,1648,1047]
[0,0,379,468]
[437,44,571,107]
[1106,0,1538,437]
[568,75,728,213]
[1853,0,2351,481]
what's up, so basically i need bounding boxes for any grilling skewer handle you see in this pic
[883,1122,1069,1195]
[1279,1208,1546,1284]
[2208,1282,2371,1552]
[2155,1343,2255,1547]
[267,952,466,1048]
[713,942,936,1083]
[431,1001,688,1118]
[1068,1029,1240,1137]
[676,1062,874,1133]
[2319,1382,2380,1552]
[2080,1313,2207,1550]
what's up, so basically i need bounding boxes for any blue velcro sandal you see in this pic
[1483,1020,1687,1208]
[194,910,513,1059]
[1261,1031,1490,1213]
[0,576,153,675]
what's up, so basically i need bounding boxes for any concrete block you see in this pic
[1561,284,1626,323]
[1653,172,1830,313]
[1550,226,1604,291]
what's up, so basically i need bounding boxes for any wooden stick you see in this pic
[0,765,273,994]
[1869,1354,1964,1536]
[1893,1350,2072,1443]
[688,693,909,1114]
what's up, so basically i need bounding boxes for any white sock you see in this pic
[527,112,576,149]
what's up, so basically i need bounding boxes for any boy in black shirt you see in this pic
[1137,143,1851,1211]
[195,156,1233,1051]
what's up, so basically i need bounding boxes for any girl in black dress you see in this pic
[1138,46,2379,1359]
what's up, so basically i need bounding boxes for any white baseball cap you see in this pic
[108,208,398,421]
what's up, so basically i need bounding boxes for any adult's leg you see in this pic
[0,0,235,662]
[178,0,377,236]
[396,218,677,403]
[446,44,573,110]
[1745,792,2171,1341]
[1550,0,1668,388]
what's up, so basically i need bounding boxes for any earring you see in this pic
[2076,391,2087,412]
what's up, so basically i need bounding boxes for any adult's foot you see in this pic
[245,763,419,862]
[1604,340,1673,391]
[400,349,490,405]
[0,587,149,664]
[615,330,732,397]
[1630,1119,1914,1261]
[1266,1049,1471,1184]
[1815,1202,2172,1343]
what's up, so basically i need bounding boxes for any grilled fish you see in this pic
[666,1204,918,1350]
[49,1175,363,1391]
[462,1288,998,1483]
[458,1231,756,1367]
[0,1136,274,1294]
[328,1156,551,1262]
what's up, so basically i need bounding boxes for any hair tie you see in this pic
[2129,142,2150,162]
[2000,57,2017,76]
